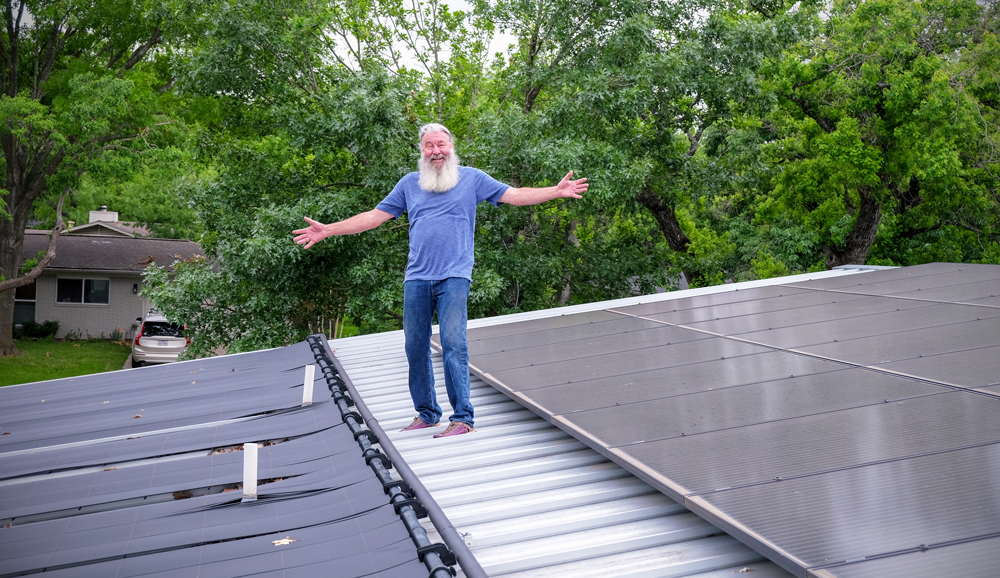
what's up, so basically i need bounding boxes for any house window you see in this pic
[14,280,36,324]
[56,278,110,304]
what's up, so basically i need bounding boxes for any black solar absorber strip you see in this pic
[0,339,427,578]
[306,335,457,578]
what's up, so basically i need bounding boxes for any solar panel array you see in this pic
[0,340,429,577]
[462,263,1000,578]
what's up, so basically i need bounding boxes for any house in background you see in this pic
[16,206,201,339]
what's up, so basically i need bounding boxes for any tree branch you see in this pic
[0,185,68,293]
[106,46,126,69]
[786,93,837,133]
[118,24,162,75]
[35,19,73,98]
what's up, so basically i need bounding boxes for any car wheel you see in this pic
[131,356,143,368]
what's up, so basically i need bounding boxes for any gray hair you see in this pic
[418,123,454,144]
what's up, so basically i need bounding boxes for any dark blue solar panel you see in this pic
[462,264,1000,577]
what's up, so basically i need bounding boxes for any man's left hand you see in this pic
[556,171,588,199]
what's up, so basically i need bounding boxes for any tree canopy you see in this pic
[2,0,997,357]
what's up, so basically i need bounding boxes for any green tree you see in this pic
[144,0,680,354]
[473,0,806,287]
[65,153,204,240]
[0,0,187,356]
[756,0,1000,268]
[143,0,418,354]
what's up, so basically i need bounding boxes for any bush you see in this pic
[13,320,59,339]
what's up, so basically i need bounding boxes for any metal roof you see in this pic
[331,266,880,577]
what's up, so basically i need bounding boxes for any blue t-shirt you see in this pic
[376,166,509,281]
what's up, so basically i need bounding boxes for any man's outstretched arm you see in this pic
[498,171,588,206]
[292,209,394,249]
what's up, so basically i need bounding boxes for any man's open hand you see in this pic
[555,171,588,199]
[293,217,327,250]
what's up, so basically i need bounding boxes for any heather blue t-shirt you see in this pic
[376,166,509,281]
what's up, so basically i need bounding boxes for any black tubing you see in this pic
[316,336,490,578]
[307,336,455,578]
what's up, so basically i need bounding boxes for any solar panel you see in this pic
[610,285,813,319]
[509,352,847,417]
[461,264,1000,577]
[692,442,1000,572]
[874,346,1000,389]
[796,318,1000,366]
[616,391,996,494]
[966,295,1000,307]
[811,535,1000,578]
[480,335,770,391]
[617,291,868,327]
[737,303,1000,349]
[469,322,711,374]
[781,263,967,290]
[682,297,934,336]
[467,316,670,356]
[452,309,623,342]
[554,368,951,450]
[885,278,1000,303]
[811,267,1000,297]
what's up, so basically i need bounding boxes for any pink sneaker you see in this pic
[400,417,440,432]
[433,421,476,438]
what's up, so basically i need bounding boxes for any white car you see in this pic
[131,310,190,367]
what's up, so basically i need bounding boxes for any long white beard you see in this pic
[418,151,460,192]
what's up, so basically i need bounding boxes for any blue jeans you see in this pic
[403,278,474,427]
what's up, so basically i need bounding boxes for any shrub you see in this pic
[13,320,59,339]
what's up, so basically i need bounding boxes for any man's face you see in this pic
[421,131,453,169]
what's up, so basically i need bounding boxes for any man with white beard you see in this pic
[293,123,588,438]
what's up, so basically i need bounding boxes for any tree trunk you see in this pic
[637,188,704,287]
[823,185,882,268]
[0,193,33,357]
[558,220,579,304]
[0,130,60,356]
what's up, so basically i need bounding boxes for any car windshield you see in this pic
[143,322,184,338]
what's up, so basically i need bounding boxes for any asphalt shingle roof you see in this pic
[20,230,202,272]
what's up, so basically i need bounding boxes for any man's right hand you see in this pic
[293,217,328,249]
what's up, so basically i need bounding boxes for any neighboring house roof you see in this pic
[65,220,150,237]
[329,266,884,578]
[20,229,201,272]
[0,338,452,577]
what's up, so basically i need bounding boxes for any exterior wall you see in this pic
[34,272,150,339]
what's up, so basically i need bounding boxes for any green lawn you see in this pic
[0,339,132,387]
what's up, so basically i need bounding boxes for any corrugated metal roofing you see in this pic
[443,263,1000,577]
[332,267,877,577]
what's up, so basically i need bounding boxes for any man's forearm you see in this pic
[500,185,560,206]
[324,210,392,237]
